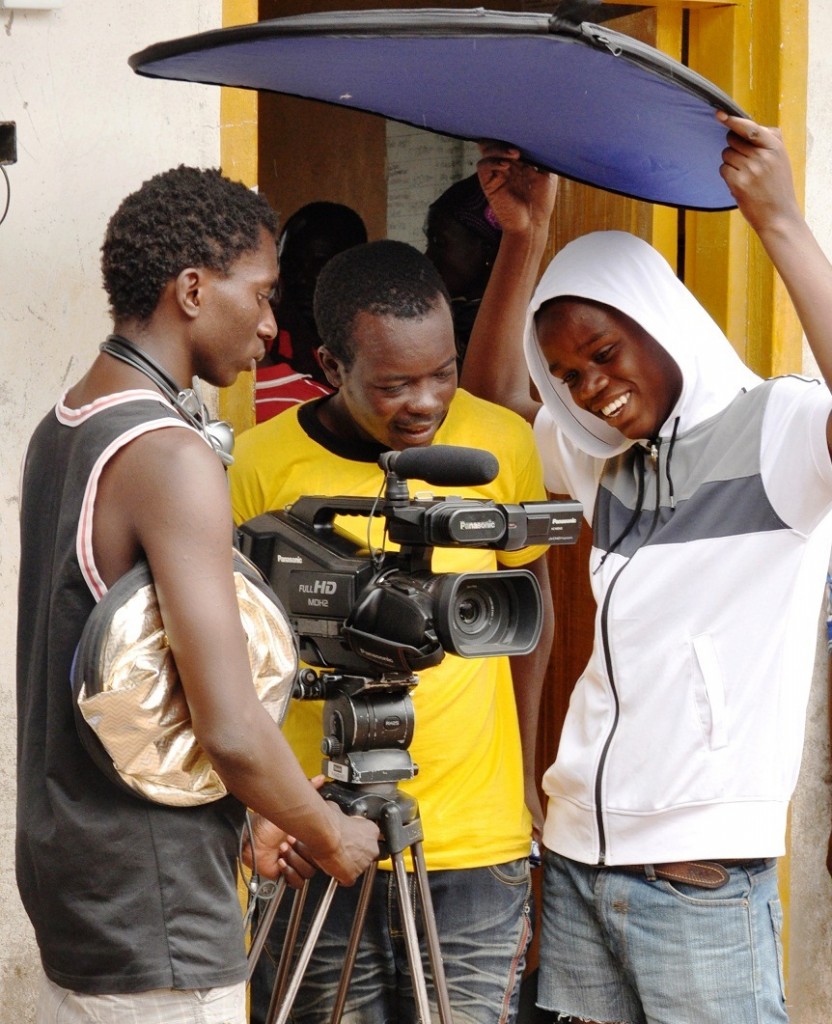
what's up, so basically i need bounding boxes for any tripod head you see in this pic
[293,666,425,862]
[294,666,419,787]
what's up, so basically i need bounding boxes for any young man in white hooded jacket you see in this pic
[461,113,832,1023]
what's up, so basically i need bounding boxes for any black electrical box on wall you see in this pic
[1,123,17,165]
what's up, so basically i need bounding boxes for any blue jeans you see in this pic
[250,860,532,1024]
[538,850,787,1024]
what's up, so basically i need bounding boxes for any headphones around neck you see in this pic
[100,334,235,466]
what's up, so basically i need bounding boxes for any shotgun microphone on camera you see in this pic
[379,445,499,487]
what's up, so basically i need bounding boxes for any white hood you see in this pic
[523,231,761,458]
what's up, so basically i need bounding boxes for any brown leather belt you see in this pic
[607,860,749,889]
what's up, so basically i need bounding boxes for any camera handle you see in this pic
[249,780,454,1024]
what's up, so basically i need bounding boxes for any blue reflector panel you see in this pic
[131,10,747,210]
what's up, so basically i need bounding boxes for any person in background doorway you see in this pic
[255,201,367,422]
[424,172,502,366]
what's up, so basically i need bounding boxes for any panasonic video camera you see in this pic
[237,445,581,678]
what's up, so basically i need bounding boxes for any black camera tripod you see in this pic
[246,669,454,1024]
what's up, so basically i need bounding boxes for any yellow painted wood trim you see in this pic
[639,0,737,7]
[683,5,750,354]
[221,0,258,187]
[647,6,683,269]
[685,2,807,378]
[638,1,738,7]
[766,0,808,378]
[219,0,260,436]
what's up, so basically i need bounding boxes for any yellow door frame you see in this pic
[219,0,260,433]
[684,0,808,379]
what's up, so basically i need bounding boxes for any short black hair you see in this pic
[279,202,367,268]
[313,240,451,366]
[277,201,367,310]
[101,165,278,323]
[427,172,502,248]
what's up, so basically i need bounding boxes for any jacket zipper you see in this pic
[595,566,624,864]
[594,438,664,865]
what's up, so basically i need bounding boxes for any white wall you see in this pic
[386,121,479,247]
[0,2,222,1017]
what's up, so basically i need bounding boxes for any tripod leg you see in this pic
[411,842,454,1024]
[269,881,311,1016]
[248,878,288,982]
[327,861,378,1024]
[391,849,433,1024]
[266,876,339,1024]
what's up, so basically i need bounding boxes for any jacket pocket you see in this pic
[691,633,728,749]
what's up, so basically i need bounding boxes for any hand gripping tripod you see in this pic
[246,668,454,1024]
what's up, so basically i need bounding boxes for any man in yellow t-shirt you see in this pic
[229,240,553,1024]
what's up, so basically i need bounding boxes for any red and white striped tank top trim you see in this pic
[58,391,198,601]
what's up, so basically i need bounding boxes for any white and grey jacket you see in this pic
[524,231,832,865]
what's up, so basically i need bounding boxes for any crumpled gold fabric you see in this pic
[76,569,296,806]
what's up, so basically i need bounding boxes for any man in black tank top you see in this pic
[16,165,379,1023]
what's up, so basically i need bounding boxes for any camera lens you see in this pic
[452,586,498,639]
[457,597,480,625]
[434,570,542,657]
[347,567,543,669]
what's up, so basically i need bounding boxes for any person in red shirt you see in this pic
[256,201,367,422]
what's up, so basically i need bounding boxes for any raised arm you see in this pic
[719,112,832,436]
[460,145,557,425]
